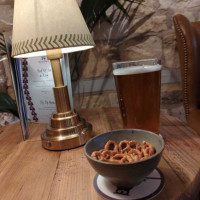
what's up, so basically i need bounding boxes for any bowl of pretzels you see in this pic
[84,129,164,188]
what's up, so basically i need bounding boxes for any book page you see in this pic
[21,56,56,124]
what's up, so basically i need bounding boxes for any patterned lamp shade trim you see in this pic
[0,33,6,47]
[0,33,7,56]
[12,33,95,57]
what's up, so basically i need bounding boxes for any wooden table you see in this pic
[0,107,200,200]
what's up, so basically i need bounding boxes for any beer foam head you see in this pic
[113,64,161,76]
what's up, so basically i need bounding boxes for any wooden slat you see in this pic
[48,148,99,200]
[154,158,185,200]
[78,107,113,136]
[160,125,200,199]
[102,107,123,130]
[0,122,24,164]
[161,113,185,126]
[0,140,60,200]
[28,122,46,141]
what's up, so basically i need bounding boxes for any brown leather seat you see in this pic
[173,14,200,134]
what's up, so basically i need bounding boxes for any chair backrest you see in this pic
[173,14,200,120]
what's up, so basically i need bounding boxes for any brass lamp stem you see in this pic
[46,49,70,112]
[47,49,64,87]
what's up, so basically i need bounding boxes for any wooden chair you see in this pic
[173,14,200,134]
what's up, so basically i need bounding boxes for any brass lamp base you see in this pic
[41,110,92,150]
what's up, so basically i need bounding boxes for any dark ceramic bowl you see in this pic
[84,129,164,188]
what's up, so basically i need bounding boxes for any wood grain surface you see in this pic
[0,107,199,200]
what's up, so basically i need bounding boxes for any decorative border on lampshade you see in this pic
[12,33,95,57]
[0,33,7,55]
[0,33,5,46]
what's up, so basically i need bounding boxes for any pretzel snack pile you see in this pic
[91,140,155,163]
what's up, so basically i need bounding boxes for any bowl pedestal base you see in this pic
[93,168,164,200]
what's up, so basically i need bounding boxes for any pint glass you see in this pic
[112,58,161,134]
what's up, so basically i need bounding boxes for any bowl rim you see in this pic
[84,128,165,165]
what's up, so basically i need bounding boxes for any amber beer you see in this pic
[113,62,161,133]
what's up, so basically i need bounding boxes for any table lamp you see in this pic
[11,0,95,150]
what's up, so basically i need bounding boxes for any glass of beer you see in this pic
[112,58,161,134]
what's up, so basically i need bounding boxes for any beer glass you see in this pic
[112,58,161,134]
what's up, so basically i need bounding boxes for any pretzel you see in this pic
[142,141,155,156]
[125,155,134,162]
[104,140,118,152]
[90,139,155,163]
[91,151,103,160]
[128,149,142,161]
[129,140,140,149]
[101,150,116,160]
[119,140,131,153]
[110,154,127,163]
